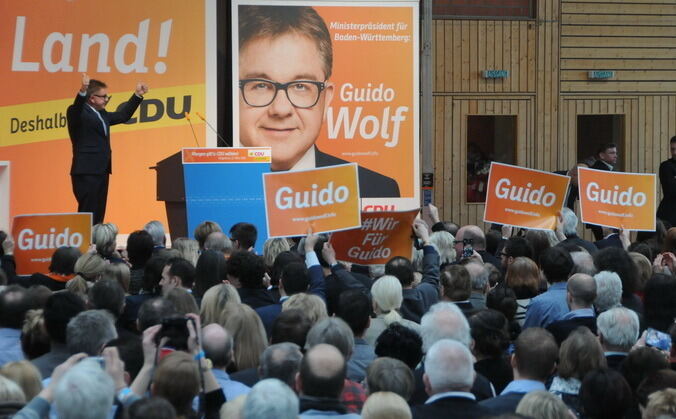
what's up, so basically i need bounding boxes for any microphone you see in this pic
[195,112,229,146]
[184,112,200,147]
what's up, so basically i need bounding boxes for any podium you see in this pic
[153,148,271,251]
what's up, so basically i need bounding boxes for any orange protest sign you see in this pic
[329,209,419,265]
[263,163,360,237]
[578,167,656,231]
[12,213,92,275]
[483,162,570,230]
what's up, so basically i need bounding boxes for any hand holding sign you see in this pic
[413,219,430,245]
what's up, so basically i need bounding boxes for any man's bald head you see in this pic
[298,343,346,398]
[204,232,233,254]
[202,323,234,369]
[567,273,597,308]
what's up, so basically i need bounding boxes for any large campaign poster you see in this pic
[1,0,216,233]
[231,0,419,212]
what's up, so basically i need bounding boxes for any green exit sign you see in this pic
[588,71,615,80]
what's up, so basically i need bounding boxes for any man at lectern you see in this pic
[67,73,148,224]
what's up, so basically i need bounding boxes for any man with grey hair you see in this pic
[55,358,115,419]
[454,225,501,270]
[259,342,303,389]
[243,378,299,419]
[66,310,117,356]
[555,207,597,255]
[204,231,233,255]
[412,339,492,419]
[546,273,597,344]
[570,250,597,276]
[464,262,489,310]
[597,307,640,370]
[143,220,166,250]
[594,271,623,313]
[202,324,250,400]
[410,302,495,405]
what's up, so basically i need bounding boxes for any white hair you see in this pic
[425,339,475,393]
[561,207,578,236]
[371,275,404,325]
[594,271,623,313]
[55,358,115,419]
[242,378,299,419]
[429,231,457,265]
[420,302,471,352]
[144,220,166,247]
[597,307,640,351]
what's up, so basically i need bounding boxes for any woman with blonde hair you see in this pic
[281,293,328,327]
[20,310,50,360]
[516,390,575,419]
[429,231,456,266]
[200,284,240,326]
[364,275,420,346]
[172,238,200,267]
[362,392,412,419]
[0,361,42,401]
[101,262,131,294]
[67,250,107,300]
[220,303,268,371]
[92,222,119,261]
[505,256,541,325]
[262,238,291,269]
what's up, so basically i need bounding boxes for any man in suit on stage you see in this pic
[237,5,400,198]
[67,73,148,224]
[587,143,618,240]
[657,136,676,227]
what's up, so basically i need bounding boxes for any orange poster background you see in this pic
[233,2,418,200]
[263,164,361,237]
[330,209,419,265]
[1,1,207,233]
[12,213,92,275]
[578,167,656,231]
[484,162,571,230]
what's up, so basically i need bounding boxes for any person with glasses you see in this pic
[66,73,148,224]
[237,5,400,198]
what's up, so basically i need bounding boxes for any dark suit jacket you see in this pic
[594,233,623,250]
[411,363,495,406]
[557,235,598,255]
[591,159,613,171]
[606,353,627,370]
[657,159,676,226]
[67,93,142,175]
[546,315,597,345]
[479,392,527,415]
[238,288,276,310]
[554,170,578,210]
[412,395,493,419]
[315,148,400,198]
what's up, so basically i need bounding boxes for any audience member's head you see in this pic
[297,343,346,399]
[55,358,115,419]
[370,275,405,323]
[439,265,471,301]
[226,251,265,289]
[161,257,196,292]
[0,361,42,401]
[279,262,309,296]
[516,390,572,419]
[539,247,573,284]
[281,293,327,326]
[464,262,490,295]
[305,317,354,359]
[469,309,510,359]
[193,221,222,250]
[0,374,25,404]
[221,303,268,371]
[637,369,676,409]
[366,357,414,401]
[43,292,85,345]
[0,285,30,329]
[66,310,117,356]
[142,255,170,295]
[570,251,597,276]
[166,287,199,316]
[194,250,228,298]
[566,273,597,309]
[513,328,558,382]
[630,252,652,293]
[152,351,200,417]
[199,283,240,326]
[361,391,412,419]
[385,256,415,287]
[596,307,639,352]
[137,297,177,332]
[486,285,518,324]
[336,289,371,338]
[20,309,50,359]
[48,246,82,275]
[104,335,144,382]
[89,278,126,318]
[101,262,131,293]
[374,323,423,370]
[202,323,234,370]
[558,327,606,380]
[505,257,540,299]
[229,222,258,250]
[126,397,177,419]
[92,222,118,258]
[262,238,291,269]
[126,230,154,269]
[593,271,622,312]
[580,368,633,419]
[171,238,199,267]
[644,273,676,332]
[424,339,475,395]
[560,207,579,237]
[144,220,166,248]
[258,342,303,388]
[429,231,456,265]
[621,347,670,394]
[204,232,233,255]
[594,247,639,298]
[270,251,303,288]
[420,302,471,352]
[644,388,676,419]
[271,308,312,348]
[243,378,298,419]
[501,237,534,268]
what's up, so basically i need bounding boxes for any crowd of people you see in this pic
[0,205,675,418]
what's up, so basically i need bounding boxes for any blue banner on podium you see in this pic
[182,148,271,254]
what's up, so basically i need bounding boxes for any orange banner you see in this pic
[182,147,271,164]
[232,2,419,210]
[12,213,92,275]
[263,163,360,237]
[578,167,656,231]
[330,209,419,265]
[484,162,571,230]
